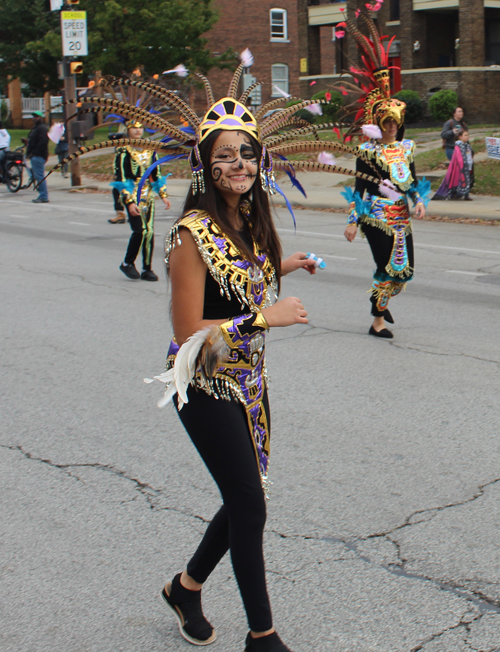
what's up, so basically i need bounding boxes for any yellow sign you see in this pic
[61,11,86,19]
[300,58,308,74]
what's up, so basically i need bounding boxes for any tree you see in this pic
[0,0,61,94]
[0,0,234,95]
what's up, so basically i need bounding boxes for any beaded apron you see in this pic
[165,211,278,490]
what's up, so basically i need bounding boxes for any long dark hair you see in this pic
[182,130,282,288]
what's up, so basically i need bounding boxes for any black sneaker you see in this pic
[161,574,216,646]
[32,197,49,203]
[141,270,158,281]
[119,263,140,280]
[244,631,293,652]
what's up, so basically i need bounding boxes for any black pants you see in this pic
[113,188,124,212]
[176,386,272,632]
[124,201,155,271]
[363,223,414,316]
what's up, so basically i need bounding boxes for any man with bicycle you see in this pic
[26,111,50,203]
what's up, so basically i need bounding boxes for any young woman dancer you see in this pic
[159,118,317,651]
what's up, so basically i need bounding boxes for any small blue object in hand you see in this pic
[305,252,326,269]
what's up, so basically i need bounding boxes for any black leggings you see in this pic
[176,386,272,632]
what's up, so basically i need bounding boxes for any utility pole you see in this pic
[58,0,88,187]
[62,56,81,186]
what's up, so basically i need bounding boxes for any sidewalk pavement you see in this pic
[43,157,500,221]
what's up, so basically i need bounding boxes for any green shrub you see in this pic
[393,90,424,124]
[428,89,458,122]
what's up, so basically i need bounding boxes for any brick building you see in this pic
[201,0,500,123]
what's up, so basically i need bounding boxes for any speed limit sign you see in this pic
[61,11,88,56]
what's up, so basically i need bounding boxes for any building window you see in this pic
[270,9,288,41]
[271,64,289,96]
[390,0,400,22]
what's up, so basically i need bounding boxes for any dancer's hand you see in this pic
[414,202,426,220]
[128,203,140,217]
[262,297,308,327]
[344,224,357,242]
[281,252,316,276]
[162,197,171,210]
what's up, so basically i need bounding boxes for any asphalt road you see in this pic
[1,185,500,652]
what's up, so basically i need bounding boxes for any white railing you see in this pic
[22,98,45,114]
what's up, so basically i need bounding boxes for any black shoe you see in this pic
[141,270,158,281]
[244,631,293,652]
[32,197,49,203]
[119,263,140,280]
[369,325,393,339]
[383,309,394,324]
[464,195,473,201]
[161,574,216,646]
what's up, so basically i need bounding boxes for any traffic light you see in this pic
[70,62,84,74]
[67,0,80,4]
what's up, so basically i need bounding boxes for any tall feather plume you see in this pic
[113,78,200,127]
[264,124,320,147]
[36,141,188,187]
[269,140,358,158]
[358,11,385,66]
[65,97,190,142]
[239,81,262,105]
[193,72,215,108]
[227,49,254,99]
[227,63,244,100]
[254,96,301,121]
[274,159,380,184]
[260,100,329,135]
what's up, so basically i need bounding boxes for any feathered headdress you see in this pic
[333,10,406,139]
[41,50,403,210]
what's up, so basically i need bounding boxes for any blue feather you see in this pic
[273,181,296,232]
[275,154,307,198]
[341,187,371,216]
[109,179,135,194]
[137,153,187,203]
[411,177,431,207]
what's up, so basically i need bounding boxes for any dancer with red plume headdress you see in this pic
[335,10,431,338]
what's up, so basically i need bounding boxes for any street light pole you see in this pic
[62,55,81,187]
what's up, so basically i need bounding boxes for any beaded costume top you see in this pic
[164,210,277,491]
[357,139,416,192]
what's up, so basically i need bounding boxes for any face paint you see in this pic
[210,131,258,197]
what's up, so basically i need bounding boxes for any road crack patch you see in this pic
[0,444,210,524]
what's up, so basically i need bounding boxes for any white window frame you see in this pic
[271,64,289,97]
[270,8,288,42]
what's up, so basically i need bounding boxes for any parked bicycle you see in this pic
[0,146,35,193]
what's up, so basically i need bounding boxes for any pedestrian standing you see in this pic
[26,111,50,203]
[54,128,69,178]
[432,129,474,201]
[0,120,11,178]
[441,107,468,162]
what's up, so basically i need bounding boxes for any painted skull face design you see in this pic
[210,130,258,197]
